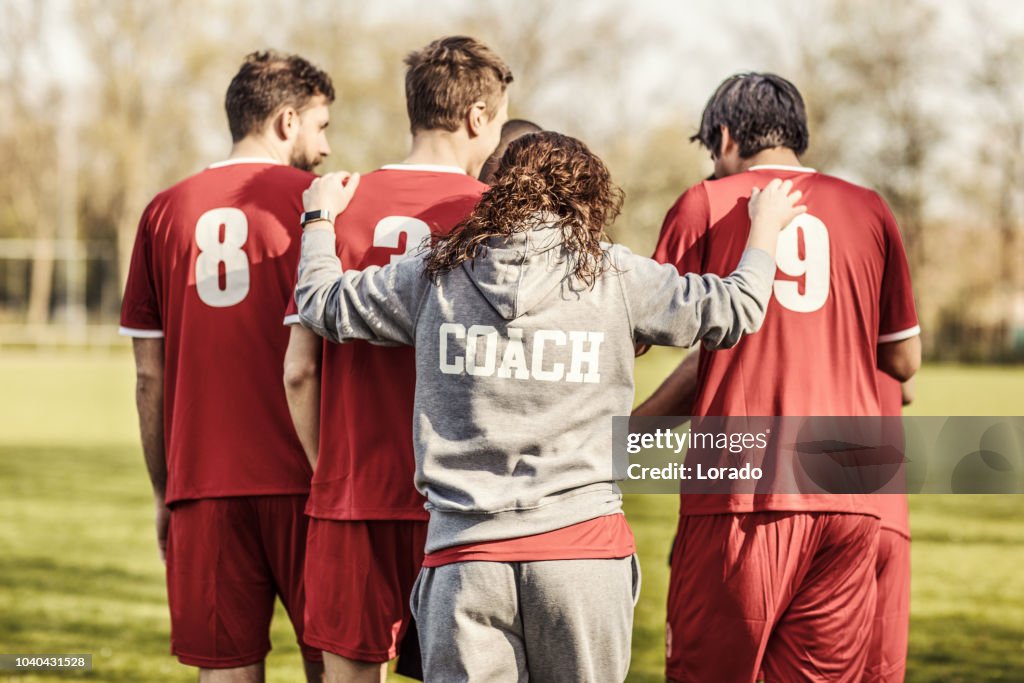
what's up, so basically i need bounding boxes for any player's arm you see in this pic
[283,326,322,468]
[875,192,922,383]
[901,377,915,406]
[877,335,921,382]
[131,337,169,563]
[633,350,699,424]
[120,206,169,562]
[296,172,425,345]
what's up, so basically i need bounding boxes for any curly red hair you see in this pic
[424,131,624,286]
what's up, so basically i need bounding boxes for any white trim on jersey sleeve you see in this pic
[119,326,165,338]
[380,163,467,175]
[748,164,818,174]
[878,325,921,344]
[208,157,283,169]
[283,314,301,326]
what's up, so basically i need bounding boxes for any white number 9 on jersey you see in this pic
[194,207,250,307]
[773,213,830,313]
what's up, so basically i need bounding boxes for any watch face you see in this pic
[302,209,332,226]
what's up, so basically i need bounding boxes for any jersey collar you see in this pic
[380,163,467,175]
[208,157,283,168]
[748,164,817,173]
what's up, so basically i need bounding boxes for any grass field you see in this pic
[1,348,1022,682]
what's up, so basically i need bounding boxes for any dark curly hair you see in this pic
[424,131,624,287]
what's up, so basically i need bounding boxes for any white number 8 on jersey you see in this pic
[195,207,250,307]
[773,213,830,313]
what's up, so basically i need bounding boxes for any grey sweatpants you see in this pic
[410,555,640,683]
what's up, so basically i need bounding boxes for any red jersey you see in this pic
[284,164,486,521]
[653,165,919,516]
[120,158,315,504]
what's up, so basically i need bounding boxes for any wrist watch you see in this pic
[300,209,334,227]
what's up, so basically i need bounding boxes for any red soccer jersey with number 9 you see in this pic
[653,165,920,516]
[283,165,486,521]
[120,159,316,504]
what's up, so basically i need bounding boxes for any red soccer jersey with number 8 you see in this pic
[120,159,316,504]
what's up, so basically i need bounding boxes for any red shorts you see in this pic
[666,512,879,683]
[304,518,428,663]
[864,528,911,683]
[166,495,320,668]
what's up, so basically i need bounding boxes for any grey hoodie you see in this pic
[296,221,776,553]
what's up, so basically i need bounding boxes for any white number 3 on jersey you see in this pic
[373,216,432,264]
[773,213,830,313]
[195,208,250,307]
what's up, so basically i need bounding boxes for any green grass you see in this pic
[0,349,1022,681]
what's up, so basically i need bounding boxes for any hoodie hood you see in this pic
[461,218,573,320]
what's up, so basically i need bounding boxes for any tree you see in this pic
[72,0,254,289]
[739,0,946,351]
[0,0,61,325]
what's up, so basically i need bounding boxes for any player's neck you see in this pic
[227,137,288,165]
[402,130,474,175]
[738,147,803,172]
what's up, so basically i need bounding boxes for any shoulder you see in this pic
[666,181,711,213]
[812,173,895,226]
[248,164,317,194]
[812,172,882,201]
[604,242,657,272]
[434,174,488,206]
[663,182,712,232]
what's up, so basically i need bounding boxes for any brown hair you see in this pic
[225,51,335,142]
[404,36,513,134]
[425,131,623,287]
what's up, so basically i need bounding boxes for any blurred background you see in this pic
[2,0,1023,358]
[0,0,1021,681]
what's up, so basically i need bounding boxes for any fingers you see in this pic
[338,173,360,211]
[752,180,804,207]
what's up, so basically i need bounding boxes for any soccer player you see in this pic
[478,118,542,183]
[280,35,512,683]
[639,73,921,682]
[120,51,333,682]
[294,132,805,682]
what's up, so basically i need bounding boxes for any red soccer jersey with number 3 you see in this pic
[283,165,486,521]
[120,159,316,504]
[653,165,920,515]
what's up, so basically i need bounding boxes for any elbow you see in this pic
[135,367,163,397]
[283,357,320,394]
[878,336,922,383]
[734,285,770,339]
[884,356,920,383]
[746,308,767,335]
[901,379,916,407]
[724,298,769,347]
